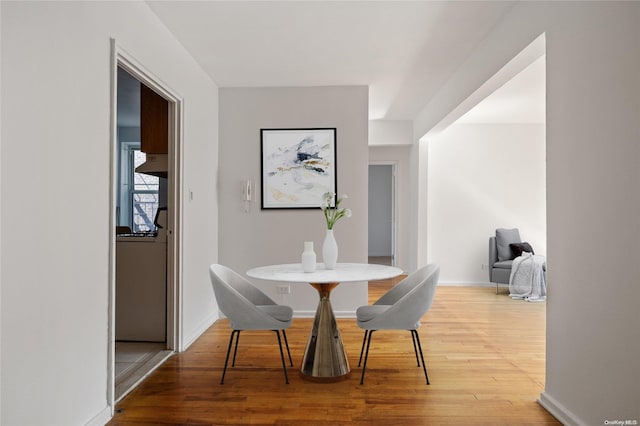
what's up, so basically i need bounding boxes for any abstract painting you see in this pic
[261,128,337,209]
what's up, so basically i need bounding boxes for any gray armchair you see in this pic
[489,235,514,293]
[490,228,545,294]
[356,264,440,385]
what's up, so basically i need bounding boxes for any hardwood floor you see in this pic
[109,280,558,425]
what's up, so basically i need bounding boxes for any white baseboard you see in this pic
[437,281,495,287]
[538,391,585,426]
[85,405,112,426]
[294,310,318,318]
[182,312,218,351]
[294,310,356,318]
[334,310,357,318]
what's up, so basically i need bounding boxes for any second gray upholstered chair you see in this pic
[356,264,440,385]
[209,264,294,384]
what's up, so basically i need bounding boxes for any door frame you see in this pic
[368,161,398,267]
[108,39,184,410]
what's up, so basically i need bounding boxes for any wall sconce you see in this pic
[242,179,255,213]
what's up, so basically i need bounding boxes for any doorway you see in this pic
[110,44,182,406]
[368,164,396,266]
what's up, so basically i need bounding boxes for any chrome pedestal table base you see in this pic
[301,283,351,382]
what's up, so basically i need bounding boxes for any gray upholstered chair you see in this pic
[208,264,294,384]
[356,264,440,385]
[489,228,522,293]
[490,228,546,294]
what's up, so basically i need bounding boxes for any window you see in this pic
[131,149,159,232]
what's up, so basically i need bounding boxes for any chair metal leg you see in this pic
[221,330,240,384]
[359,329,430,385]
[231,330,241,367]
[358,330,369,367]
[223,329,291,385]
[360,330,375,385]
[412,330,430,385]
[410,329,421,367]
[282,330,293,367]
[274,330,290,384]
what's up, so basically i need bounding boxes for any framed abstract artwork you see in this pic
[260,128,337,209]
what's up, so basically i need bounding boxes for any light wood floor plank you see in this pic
[109,283,558,425]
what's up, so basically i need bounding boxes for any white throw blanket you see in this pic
[509,252,546,302]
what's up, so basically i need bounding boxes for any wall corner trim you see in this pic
[293,310,357,319]
[85,405,112,426]
[182,313,218,351]
[538,391,586,426]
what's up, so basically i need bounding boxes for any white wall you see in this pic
[0,1,3,415]
[218,86,369,316]
[369,120,413,146]
[413,2,640,424]
[427,123,546,284]
[369,145,411,272]
[1,2,219,425]
[542,4,640,423]
[413,140,429,273]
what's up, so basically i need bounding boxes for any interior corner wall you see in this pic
[427,123,546,284]
[369,145,411,272]
[416,2,640,424]
[1,2,219,425]
[413,139,429,273]
[218,86,369,316]
[541,4,640,424]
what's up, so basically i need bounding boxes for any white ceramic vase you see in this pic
[322,229,338,270]
[301,241,317,273]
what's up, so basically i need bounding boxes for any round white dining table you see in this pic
[246,262,403,382]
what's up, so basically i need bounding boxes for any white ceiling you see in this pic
[145,1,543,126]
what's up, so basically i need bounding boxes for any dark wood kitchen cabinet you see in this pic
[140,84,168,154]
